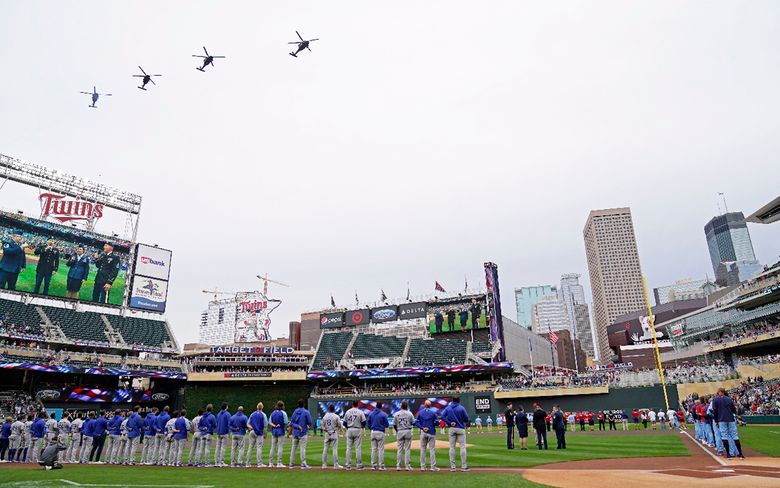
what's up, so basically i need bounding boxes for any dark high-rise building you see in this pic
[704,212,760,283]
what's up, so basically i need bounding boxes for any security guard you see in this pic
[92,243,119,303]
[34,239,60,296]
[0,230,27,290]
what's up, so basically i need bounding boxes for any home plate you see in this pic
[384,440,475,450]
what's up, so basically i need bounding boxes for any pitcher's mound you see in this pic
[384,440,475,450]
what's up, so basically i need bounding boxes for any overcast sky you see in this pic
[2,1,779,346]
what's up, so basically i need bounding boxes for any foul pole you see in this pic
[642,276,670,411]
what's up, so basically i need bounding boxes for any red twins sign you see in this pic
[39,193,104,223]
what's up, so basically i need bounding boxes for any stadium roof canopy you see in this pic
[746,195,780,224]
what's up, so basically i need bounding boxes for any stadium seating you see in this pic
[38,305,108,344]
[0,297,44,336]
[471,340,492,356]
[406,338,467,366]
[105,315,173,348]
[349,334,406,360]
[311,331,353,370]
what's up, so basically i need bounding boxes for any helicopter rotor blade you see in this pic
[308,38,319,42]
[306,46,312,51]
[211,56,225,58]
[149,78,156,85]
[288,42,300,44]
[79,91,91,95]
[203,46,210,56]
[138,66,148,76]
[297,31,304,41]
[131,75,144,78]
[192,55,207,58]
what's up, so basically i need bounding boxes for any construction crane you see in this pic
[202,288,240,301]
[256,274,289,296]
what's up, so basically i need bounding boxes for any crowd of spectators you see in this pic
[705,321,780,348]
[730,377,780,415]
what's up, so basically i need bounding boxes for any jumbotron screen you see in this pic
[427,293,488,334]
[0,211,130,306]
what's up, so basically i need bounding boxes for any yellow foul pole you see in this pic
[642,276,670,411]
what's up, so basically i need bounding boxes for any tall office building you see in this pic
[705,211,762,286]
[583,207,648,362]
[531,294,570,335]
[558,273,595,359]
[515,285,556,329]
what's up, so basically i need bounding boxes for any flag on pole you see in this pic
[528,336,533,351]
[330,295,336,308]
[464,275,468,293]
[435,281,446,293]
[355,291,359,306]
[406,284,410,301]
[380,289,387,302]
[549,331,559,345]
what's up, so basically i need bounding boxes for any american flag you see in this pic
[549,331,559,345]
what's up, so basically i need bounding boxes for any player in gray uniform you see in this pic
[116,416,129,465]
[321,404,343,469]
[9,416,25,462]
[162,413,177,466]
[393,401,415,471]
[343,400,366,470]
[45,413,59,448]
[22,416,33,463]
[56,413,71,463]
[66,415,83,463]
[245,403,267,468]
[187,410,203,466]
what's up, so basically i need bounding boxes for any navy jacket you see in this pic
[552,411,566,431]
[66,254,90,281]
[442,401,470,429]
[414,407,438,435]
[367,409,389,432]
[0,241,26,273]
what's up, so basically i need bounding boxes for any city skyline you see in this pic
[1,2,779,346]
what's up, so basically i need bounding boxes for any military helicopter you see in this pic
[192,46,225,71]
[288,31,319,57]
[79,86,111,108]
[132,66,162,90]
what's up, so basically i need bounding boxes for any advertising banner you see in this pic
[397,302,427,320]
[320,312,345,329]
[133,244,172,281]
[35,388,164,403]
[317,397,452,417]
[370,305,398,323]
[0,211,130,306]
[484,262,506,361]
[129,276,168,312]
[474,396,492,412]
[344,309,370,326]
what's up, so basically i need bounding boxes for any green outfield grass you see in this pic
[0,431,689,488]
[733,424,780,457]
[12,259,126,306]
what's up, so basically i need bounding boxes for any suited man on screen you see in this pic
[92,243,119,303]
[33,239,60,296]
[66,246,90,299]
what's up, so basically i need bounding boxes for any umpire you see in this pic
[92,243,119,303]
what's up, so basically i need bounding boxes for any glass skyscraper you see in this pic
[704,211,761,285]
[515,285,555,329]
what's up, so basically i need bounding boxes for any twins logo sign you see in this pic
[234,291,282,343]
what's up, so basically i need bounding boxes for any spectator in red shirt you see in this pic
[631,408,641,430]
[576,412,585,431]
[587,411,595,431]
[597,412,606,431]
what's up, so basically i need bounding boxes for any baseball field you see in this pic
[3,427,779,487]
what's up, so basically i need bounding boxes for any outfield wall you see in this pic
[309,385,678,417]
[184,382,311,416]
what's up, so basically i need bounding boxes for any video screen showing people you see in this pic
[427,294,488,334]
[0,212,130,306]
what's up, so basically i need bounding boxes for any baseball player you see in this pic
[442,396,470,472]
[393,401,415,471]
[187,409,203,466]
[214,403,231,467]
[171,409,190,467]
[162,411,177,466]
[124,406,144,465]
[8,415,25,463]
[229,407,248,467]
[289,399,312,469]
[367,402,389,471]
[106,410,124,464]
[246,403,267,468]
[414,400,439,472]
[140,408,157,465]
[79,413,95,464]
[153,406,171,466]
[56,413,71,463]
[269,401,287,468]
[198,404,217,467]
[321,404,343,470]
[30,411,47,463]
[45,413,58,449]
[66,414,83,463]
[343,400,366,470]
